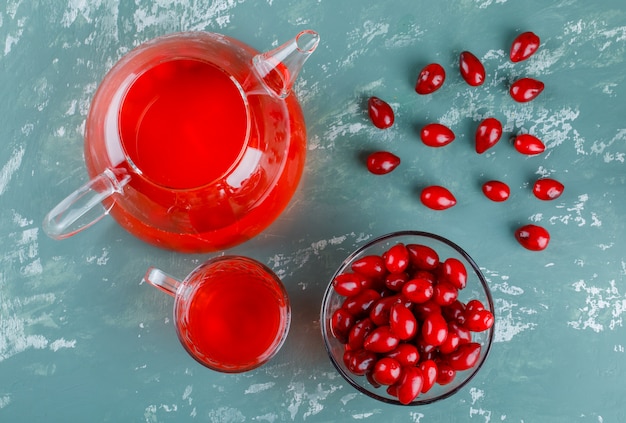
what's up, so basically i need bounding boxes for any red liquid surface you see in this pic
[119,58,248,189]
[180,270,287,370]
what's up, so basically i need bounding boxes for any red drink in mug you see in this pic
[145,256,290,372]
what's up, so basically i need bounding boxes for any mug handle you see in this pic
[143,267,181,297]
[43,168,130,239]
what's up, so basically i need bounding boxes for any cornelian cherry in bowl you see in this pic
[321,231,494,405]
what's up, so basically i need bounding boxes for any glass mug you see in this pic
[143,256,290,372]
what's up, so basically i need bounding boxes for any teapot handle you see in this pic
[43,168,130,239]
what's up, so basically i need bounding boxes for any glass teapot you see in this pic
[43,30,319,253]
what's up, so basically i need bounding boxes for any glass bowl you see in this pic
[320,231,494,405]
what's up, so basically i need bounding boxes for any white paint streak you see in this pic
[569,279,626,332]
[49,338,77,352]
[352,412,377,419]
[206,406,245,422]
[385,23,424,48]
[475,0,508,9]
[0,395,11,409]
[340,20,390,69]
[482,269,536,342]
[469,407,493,422]
[182,385,193,405]
[0,146,25,196]
[244,382,275,394]
[470,387,485,404]
[0,293,56,361]
[285,382,342,420]
[494,298,537,343]
[550,194,600,227]
[268,233,364,279]
[133,0,239,32]
[86,248,110,266]
[3,11,26,56]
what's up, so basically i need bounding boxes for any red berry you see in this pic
[386,343,420,367]
[442,300,466,325]
[402,278,434,303]
[342,288,380,317]
[384,243,410,273]
[459,51,486,86]
[385,272,409,291]
[510,77,544,102]
[421,313,448,347]
[465,309,495,332]
[418,360,438,394]
[413,299,442,322]
[351,255,387,279]
[514,134,545,155]
[420,185,457,210]
[344,349,377,375]
[510,31,540,62]
[348,318,376,350]
[436,361,456,385]
[420,123,455,147]
[433,281,459,306]
[438,330,461,354]
[363,326,400,353]
[415,63,446,95]
[332,273,365,297]
[395,366,424,404]
[367,96,395,129]
[366,151,400,175]
[366,370,382,389]
[330,308,355,344]
[442,257,468,290]
[533,178,564,201]
[465,299,485,314]
[406,244,439,270]
[369,295,400,326]
[475,117,503,154]
[389,303,418,340]
[515,224,550,251]
[372,357,402,386]
[444,342,481,371]
[482,180,510,202]
[448,321,472,344]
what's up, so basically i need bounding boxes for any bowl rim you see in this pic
[320,230,495,406]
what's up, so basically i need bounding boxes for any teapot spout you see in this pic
[251,30,320,99]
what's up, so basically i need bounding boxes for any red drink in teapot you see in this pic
[119,58,251,190]
[44,31,319,253]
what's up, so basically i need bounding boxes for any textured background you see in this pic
[1,0,625,421]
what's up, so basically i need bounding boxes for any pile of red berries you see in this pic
[364,32,563,251]
[330,241,494,404]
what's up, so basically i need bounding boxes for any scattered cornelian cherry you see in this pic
[420,123,455,147]
[475,117,503,154]
[510,77,544,102]
[459,51,486,86]
[533,178,564,200]
[415,63,446,94]
[510,31,540,62]
[420,185,457,210]
[515,224,550,251]
[514,134,546,155]
[482,180,510,202]
[368,96,395,129]
[366,151,400,175]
